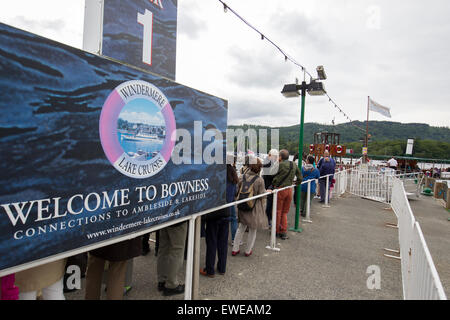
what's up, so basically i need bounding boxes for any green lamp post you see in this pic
[281,66,327,232]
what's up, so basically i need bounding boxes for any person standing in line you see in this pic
[239,155,250,177]
[262,149,279,227]
[156,221,188,296]
[317,150,336,204]
[387,157,398,171]
[15,259,67,300]
[1,274,19,300]
[232,157,268,257]
[271,149,302,240]
[200,163,238,277]
[85,237,142,300]
[300,155,320,217]
[227,154,239,244]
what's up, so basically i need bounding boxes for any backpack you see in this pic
[236,173,259,211]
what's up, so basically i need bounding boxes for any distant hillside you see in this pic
[229,121,450,144]
[228,121,450,159]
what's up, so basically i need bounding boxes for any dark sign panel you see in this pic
[102,0,178,80]
[0,23,227,273]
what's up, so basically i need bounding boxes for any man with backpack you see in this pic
[271,149,302,240]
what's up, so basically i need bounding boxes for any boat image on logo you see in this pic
[99,80,176,178]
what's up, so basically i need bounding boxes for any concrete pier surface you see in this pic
[66,193,405,300]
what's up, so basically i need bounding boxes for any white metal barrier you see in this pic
[348,168,394,203]
[334,169,349,197]
[391,178,447,300]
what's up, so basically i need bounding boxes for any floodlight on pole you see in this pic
[281,66,327,233]
[281,84,300,98]
[307,80,326,96]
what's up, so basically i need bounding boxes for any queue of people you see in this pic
[1,149,340,300]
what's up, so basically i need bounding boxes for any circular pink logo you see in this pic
[99,80,176,178]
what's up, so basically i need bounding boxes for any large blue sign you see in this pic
[0,23,226,273]
[101,0,178,80]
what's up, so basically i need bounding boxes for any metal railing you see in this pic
[347,167,423,204]
[390,178,447,300]
[186,171,341,298]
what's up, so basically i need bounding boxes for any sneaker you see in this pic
[124,286,132,295]
[281,233,289,240]
[157,281,165,292]
[163,284,185,296]
[231,250,240,256]
[245,250,253,257]
[200,268,215,278]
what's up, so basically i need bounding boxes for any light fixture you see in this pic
[281,84,300,98]
[307,80,326,96]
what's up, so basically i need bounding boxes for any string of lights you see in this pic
[217,0,366,133]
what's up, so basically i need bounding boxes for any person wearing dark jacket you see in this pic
[226,154,239,243]
[201,164,237,277]
[317,150,336,203]
[85,236,142,300]
[262,149,279,226]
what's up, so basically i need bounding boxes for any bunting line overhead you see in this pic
[216,0,366,132]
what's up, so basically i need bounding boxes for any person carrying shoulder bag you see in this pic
[232,156,268,257]
[271,149,302,240]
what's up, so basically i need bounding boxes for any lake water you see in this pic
[117,132,164,161]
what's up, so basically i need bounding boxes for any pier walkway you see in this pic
[66,193,404,300]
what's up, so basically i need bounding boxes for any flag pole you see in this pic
[365,96,369,163]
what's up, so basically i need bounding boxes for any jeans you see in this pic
[319,179,330,203]
[205,217,229,275]
[265,194,274,224]
[229,205,238,241]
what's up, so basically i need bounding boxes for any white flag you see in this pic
[369,98,391,118]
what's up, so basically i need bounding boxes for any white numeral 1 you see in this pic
[137,9,153,65]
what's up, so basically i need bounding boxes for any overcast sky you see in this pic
[1,0,449,128]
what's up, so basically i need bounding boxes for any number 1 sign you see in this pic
[83,0,177,81]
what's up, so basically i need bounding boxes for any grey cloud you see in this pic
[13,15,65,32]
[269,9,335,52]
[177,2,206,40]
[225,46,294,90]
[227,97,299,126]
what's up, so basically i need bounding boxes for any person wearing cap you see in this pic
[262,149,279,226]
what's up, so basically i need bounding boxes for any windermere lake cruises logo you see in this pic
[99,80,176,178]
